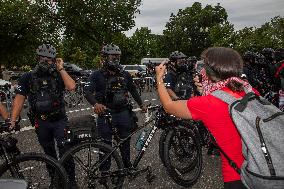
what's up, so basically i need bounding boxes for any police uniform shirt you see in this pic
[84,69,143,108]
[164,71,193,99]
[164,71,176,91]
[15,72,65,109]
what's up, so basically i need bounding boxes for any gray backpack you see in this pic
[212,90,284,189]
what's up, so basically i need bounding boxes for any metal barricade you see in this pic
[144,77,155,92]
[0,84,13,112]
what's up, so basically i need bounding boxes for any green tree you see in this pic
[209,21,235,47]
[128,27,163,64]
[162,2,228,57]
[234,16,284,54]
[57,0,141,68]
[0,0,61,69]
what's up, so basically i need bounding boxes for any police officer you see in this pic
[164,51,193,100]
[10,44,77,188]
[84,44,147,172]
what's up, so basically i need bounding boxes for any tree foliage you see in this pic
[234,16,284,53]
[0,0,61,69]
[1,0,283,72]
[162,2,228,57]
[128,27,163,64]
[57,0,142,67]
[208,21,235,47]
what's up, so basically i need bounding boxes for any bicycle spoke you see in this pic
[72,153,89,173]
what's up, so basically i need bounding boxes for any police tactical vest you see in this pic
[105,73,129,110]
[174,72,193,99]
[29,71,63,114]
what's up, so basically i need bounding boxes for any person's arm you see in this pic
[125,72,143,106]
[10,94,26,128]
[156,61,192,119]
[167,89,179,100]
[84,71,106,114]
[84,72,98,105]
[0,103,9,120]
[10,72,30,128]
[56,58,76,91]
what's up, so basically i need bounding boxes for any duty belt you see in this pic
[36,111,64,122]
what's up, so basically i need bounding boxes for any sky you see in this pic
[124,0,284,36]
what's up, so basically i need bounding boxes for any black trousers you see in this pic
[35,118,75,182]
[224,180,247,189]
[97,109,132,171]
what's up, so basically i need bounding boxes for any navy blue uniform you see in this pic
[15,71,75,181]
[84,69,143,170]
[164,71,193,99]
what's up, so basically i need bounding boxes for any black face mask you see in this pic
[176,63,188,73]
[35,61,56,75]
[105,60,122,73]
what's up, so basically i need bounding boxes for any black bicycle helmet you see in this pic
[169,51,187,61]
[36,44,56,58]
[101,44,121,56]
[243,51,255,61]
[187,56,197,62]
[101,44,122,72]
[262,48,275,62]
[262,48,274,55]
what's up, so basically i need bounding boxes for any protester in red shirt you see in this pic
[156,47,250,189]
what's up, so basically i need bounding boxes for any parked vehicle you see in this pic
[122,65,146,77]
[141,58,169,66]
[64,62,92,80]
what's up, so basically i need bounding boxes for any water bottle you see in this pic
[136,129,148,151]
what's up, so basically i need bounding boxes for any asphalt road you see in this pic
[6,91,224,189]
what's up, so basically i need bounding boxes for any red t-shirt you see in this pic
[187,87,258,182]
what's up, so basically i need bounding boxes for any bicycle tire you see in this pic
[0,152,69,189]
[60,141,125,189]
[159,129,168,166]
[163,126,202,187]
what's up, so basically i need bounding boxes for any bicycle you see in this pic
[60,105,165,188]
[156,108,203,187]
[0,120,69,189]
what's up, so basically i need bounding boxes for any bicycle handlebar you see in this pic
[147,104,160,111]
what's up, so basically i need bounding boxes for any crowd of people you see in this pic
[0,42,283,189]
[144,47,284,110]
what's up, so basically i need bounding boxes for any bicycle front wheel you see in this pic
[159,129,168,166]
[0,152,69,189]
[60,141,125,189]
[163,126,202,187]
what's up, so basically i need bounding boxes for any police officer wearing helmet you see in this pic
[164,51,193,100]
[84,44,147,171]
[10,44,77,188]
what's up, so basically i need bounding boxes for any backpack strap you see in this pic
[211,90,237,105]
[214,143,242,175]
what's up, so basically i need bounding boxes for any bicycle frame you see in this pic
[92,106,159,174]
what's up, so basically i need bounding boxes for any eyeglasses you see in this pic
[39,56,53,64]
[107,54,120,62]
